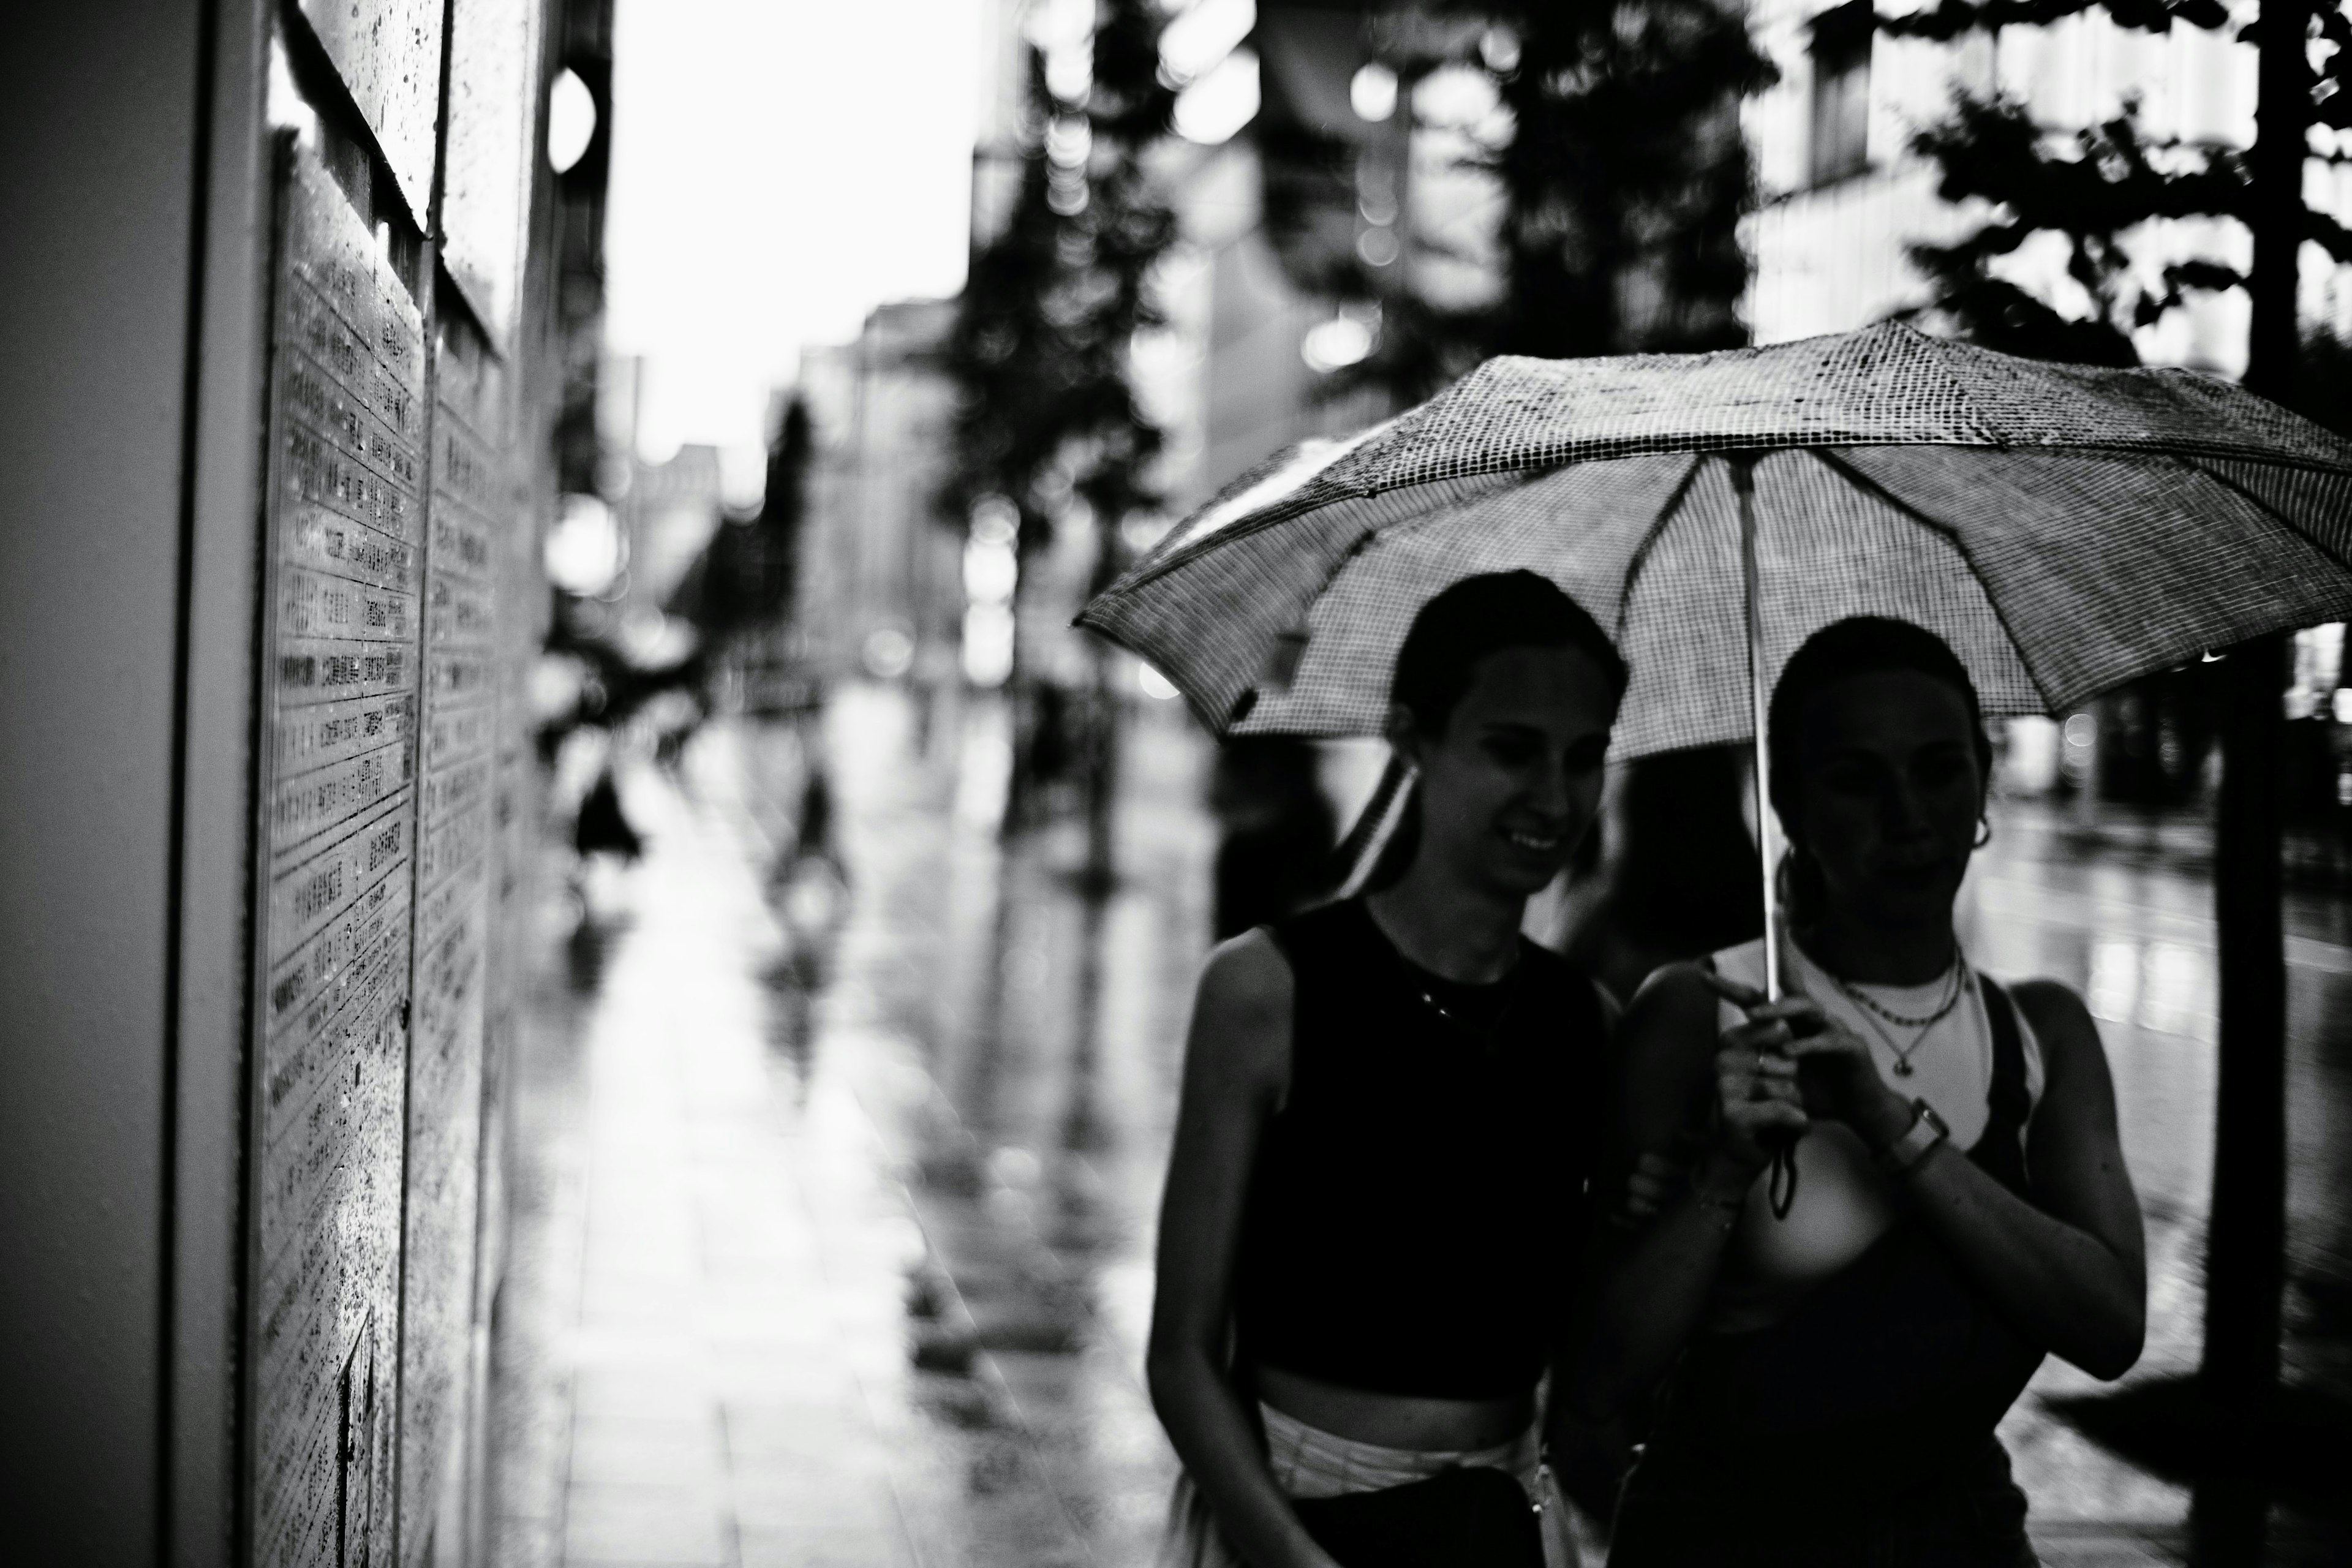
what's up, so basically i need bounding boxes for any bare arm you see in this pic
[1144,932,1339,1568]
[1566,963,1805,1419]
[1765,978,2145,1379]
[1832,980,2145,1378]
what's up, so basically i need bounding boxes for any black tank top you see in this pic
[1234,899,1608,1401]
[1630,979,2046,1521]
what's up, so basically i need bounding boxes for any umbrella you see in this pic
[1079,320,2352,1212]
[1084,320,2352,969]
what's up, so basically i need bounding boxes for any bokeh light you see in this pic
[1159,0,1253,86]
[1350,62,1397,123]
[1302,312,1376,373]
[963,536,1019,605]
[863,625,916,680]
[545,494,625,595]
[547,67,596,174]
[1174,48,1259,145]
[962,605,1016,687]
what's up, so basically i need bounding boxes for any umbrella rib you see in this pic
[1093,478,1354,598]
[1911,328,2008,449]
[2183,454,2352,578]
[1804,446,2067,715]
[1612,452,1708,641]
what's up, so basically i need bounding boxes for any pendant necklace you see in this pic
[1414,970,1517,1050]
[1832,961,1967,1077]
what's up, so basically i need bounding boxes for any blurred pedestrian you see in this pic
[1148,573,1624,1568]
[1209,738,1337,941]
[573,765,642,864]
[1555,746,1762,1005]
[769,730,848,970]
[1573,619,2146,1567]
[788,752,840,879]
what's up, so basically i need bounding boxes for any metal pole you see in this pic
[1736,453,1803,1221]
[2191,1,2303,1556]
[1735,455,1780,1001]
[2203,0,2303,1415]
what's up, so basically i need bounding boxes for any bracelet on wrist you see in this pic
[1876,1098,1951,1177]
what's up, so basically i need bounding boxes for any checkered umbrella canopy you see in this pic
[1079,322,2352,758]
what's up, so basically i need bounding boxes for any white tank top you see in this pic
[1705,936,2045,1332]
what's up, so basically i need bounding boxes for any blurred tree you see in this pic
[1887,0,2352,378]
[1320,2,1776,405]
[944,0,1178,852]
[1487,1,1774,358]
[2300,318,2352,436]
[1886,0,2352,818]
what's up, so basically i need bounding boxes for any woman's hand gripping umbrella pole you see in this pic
[1080,319,2352,1231]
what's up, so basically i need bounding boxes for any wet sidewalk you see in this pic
[486,689,1203,1567]
[484,687,2352,1567]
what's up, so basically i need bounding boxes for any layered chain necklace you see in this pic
[1830,959,1969,1077]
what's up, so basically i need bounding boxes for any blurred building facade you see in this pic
[794,300,967,685]
[0,1,591,1560]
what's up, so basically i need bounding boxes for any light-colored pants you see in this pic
[1158,1403,1580,1567]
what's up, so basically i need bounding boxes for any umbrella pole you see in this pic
[1733,456,1781,1001]
[1736,455,1802,1222]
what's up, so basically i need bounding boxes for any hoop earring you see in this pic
[1972,816,1994,850]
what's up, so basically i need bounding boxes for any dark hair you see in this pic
[1766,617,1993,920]
[1390,570,1627,736]
[1358,572,1625,890]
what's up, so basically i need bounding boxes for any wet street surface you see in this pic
[487,687,2352,1567]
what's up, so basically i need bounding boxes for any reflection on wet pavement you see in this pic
[488,687,1205,1567]
[1966,807,2352,1566]
[487,687,2352,1566]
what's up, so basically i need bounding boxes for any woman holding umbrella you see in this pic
[1573,617,2147,1567]
[1089,322,2352,1567]
[1148,571,1623,1568]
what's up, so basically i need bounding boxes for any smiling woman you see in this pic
[1147,573,1629,1568]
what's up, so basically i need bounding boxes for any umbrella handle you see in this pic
[1733,454,1800,1221]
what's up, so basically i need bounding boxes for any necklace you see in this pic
[1830,962,1967,1077]
[1413,973,1517,1048]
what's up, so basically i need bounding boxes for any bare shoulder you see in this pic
[1185,928,1295,1100]
[1616,960,1725,1118]
[1623,962,1722,1059]
[2007,978,2105,1065]
[1197,927,1293,1019]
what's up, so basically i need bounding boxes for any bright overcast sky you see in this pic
[603,0,985,483]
